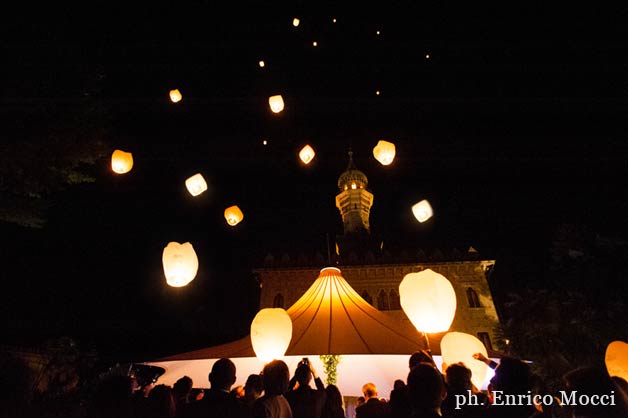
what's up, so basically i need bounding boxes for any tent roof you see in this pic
[159,267,454,361]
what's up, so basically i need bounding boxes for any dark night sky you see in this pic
[1,3,627,360]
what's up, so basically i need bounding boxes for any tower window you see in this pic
[389,289,401,310]
[361,290,373,305]
[377,289,389,311]
[273,293,284,308]
[478,332,493,350]
[466,287,481,308]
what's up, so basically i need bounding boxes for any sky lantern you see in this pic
[162,242,198,287]
[224,205,244,226]
[258,60,265,68]
[440,332,489,389]
[399,269,457,334]
[250,308,293,364]
[268,95,284,113]
[412,199,433,223]
[299,145,315,164]
[373,140,396,165]
[169,89,182,103]
[292,18,300,27]
[111,150,133,174]
[185,173,208,197]
[605,340,628,381]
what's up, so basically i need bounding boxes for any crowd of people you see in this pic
[2,350,628,418]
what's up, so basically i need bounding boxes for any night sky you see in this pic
[1,4,627,360]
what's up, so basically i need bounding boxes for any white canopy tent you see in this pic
[144,267,497,397]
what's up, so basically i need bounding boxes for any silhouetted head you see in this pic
[262,360,290,396]
[445,362,473,392]
[564,366,628,418]
[407,363,446,411]
[245,374,263,398]
[393,379,406,391]
[409,350,436,369]
[362,382,378,399]
[489,356,531,395]
[294,363,312,387]
[173,376,193,397]
[209,358,237,391]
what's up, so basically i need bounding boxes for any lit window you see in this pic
[273,293,284,308]
[351,183,357,189]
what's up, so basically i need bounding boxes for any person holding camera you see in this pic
[285,358,327,418]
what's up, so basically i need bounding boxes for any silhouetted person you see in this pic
[484,356,537,418]
[441,362,487,418]
[389,379,410,418]
[244,374,264,409]
[563,366,628,418]
[139,384,176,418]
[355,383,391,418]
[253,359,292,418]
[173,376,193,417]
[185,358,249,418]
[286,359,327,418]
[406,363,447,418]
[322,384,345,418]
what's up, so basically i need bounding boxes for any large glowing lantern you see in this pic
[299,145,315,164]
[224,205,244,226]
[373,140,396,165]
[441,332,489,389]
[169,89,182,103]
[250,308,293,364]
[185,173,208,197]
[412,199,433,223]
[111,150,134,174]
[605,340,628,381]
[162,242,198,287]
[268,95,284,113]
[399,269,457,333]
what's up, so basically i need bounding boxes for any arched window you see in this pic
[389,289,401,310]
[478,332,493,350]
[466,287,481,308]
[273,293,284,308]
[377,290,389,311]
[361,290,373,305]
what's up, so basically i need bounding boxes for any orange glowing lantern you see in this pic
[412,199,433,223]
[441,332,489,389]
[185,173,208,197]
[224,205,244,226]
[111,150,134,174]
[399,269,457,333]
[169,89,182,103]
[605,340,628,381]
[162,242,199,287]
[268,95,284,113]
[373,140,396,165]
[250,308,293,364]
[292,18,300,27]
[299,145,315,164]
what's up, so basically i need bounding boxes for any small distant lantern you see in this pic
[162,242,199,287]
[224,205,244,226]
[399,268,457,333]
[259,60,265,68]
[605,340,628,381]
[312,41,318,47]
[441,332,489,389]
[269,95,284,113]
[169,89,182,103]
[250,308,293,364]
[111,150,133,174]
[185,173,208,197]
[373,140,396,165]
[299,145,315,164]
[293,18,300,27]
[412,199,433,223]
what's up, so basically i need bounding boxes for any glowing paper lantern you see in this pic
[162,242,198,287]
[224,205,244,226]
[251,308,293,364]
[399,269,457,333]
[268,95,284,113]
[185,173,208,197]
[412,199,433,223]
[605,340,628,381]
[169,89,182,103]
[259,60,265,68]
[441,332,489,389]
[111,150,133,174]
[292,18,300,27]
[299,145,315,164]
[373,140,396,165]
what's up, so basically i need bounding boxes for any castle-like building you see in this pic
[254,152,502,351]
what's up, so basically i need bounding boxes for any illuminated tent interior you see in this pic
[144,267,499,396]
